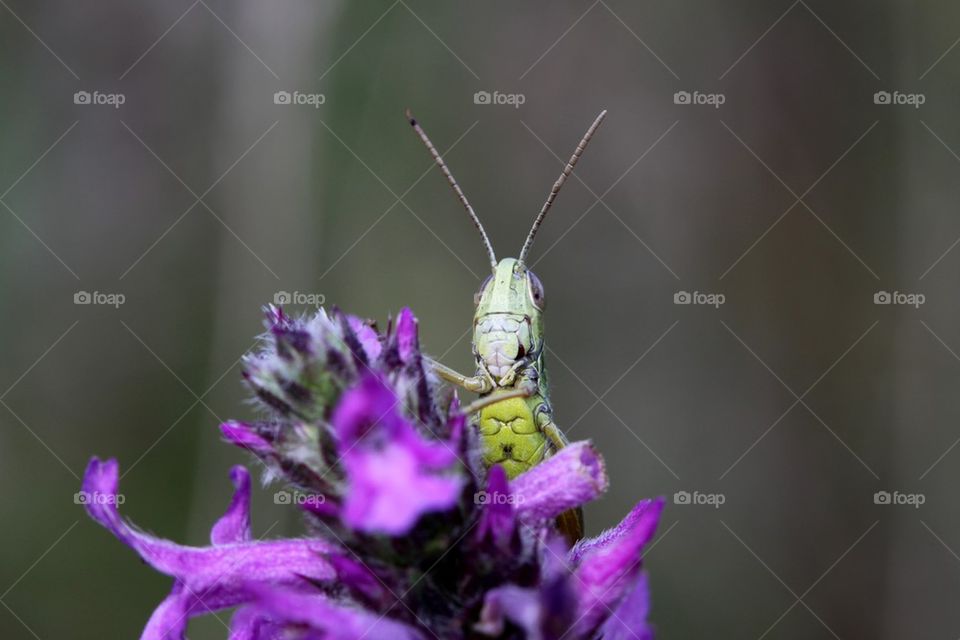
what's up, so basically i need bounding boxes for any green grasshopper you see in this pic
[406,110,607,543]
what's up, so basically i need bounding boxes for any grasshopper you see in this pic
[407,110,607,543]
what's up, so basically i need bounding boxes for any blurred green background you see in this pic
[2,1,960,638]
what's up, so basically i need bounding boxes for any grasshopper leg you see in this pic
[497,357,532,387]
[540,419,571,453]
[424,357,494,394]
[556,507,585,546]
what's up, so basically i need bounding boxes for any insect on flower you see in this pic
[406,109,607,543]
[80,305,663,639]
[79,115,665,640]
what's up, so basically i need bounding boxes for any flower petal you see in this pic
[140,585,188,640]
[82,458,336,638]
[227,607,258,640]
[210,466,252,545]
[569,498,662,565]
[475,465,515,547]
[220,421,273,456]
[597,572,654,640]
[476,584,542,640]
[228,606,288,640]
[331,374,404,445]
[327,554,387,604]
[341,443,463,535]
[571,498,663,634]
[348,315,383,362]
[395,307,418,364]
[252,588,424,640]
[333,375,464,535]
[512,442,607,524]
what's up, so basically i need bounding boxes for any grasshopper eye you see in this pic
[527,271,545,310]
[474,275,493,306]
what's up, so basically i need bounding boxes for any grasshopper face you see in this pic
[472,258,544,381]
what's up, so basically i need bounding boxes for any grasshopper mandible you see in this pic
[407,110,607,543]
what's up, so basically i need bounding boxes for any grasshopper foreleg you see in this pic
[425,357,494,394]
[497,357,534,387]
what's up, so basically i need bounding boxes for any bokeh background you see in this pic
[2,1,960,638]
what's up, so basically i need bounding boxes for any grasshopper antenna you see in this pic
[406,109,497,270]
[518,110,607,265]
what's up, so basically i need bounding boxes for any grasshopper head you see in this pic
[474,258,544,320]
[473,258,545,374]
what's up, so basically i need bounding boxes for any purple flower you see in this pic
[82,458,335,639]
[82,306,663,639]
[475,584,543,638]
[599,573,654,640]
[333,374,464,534]
[250,588,424,640]
[571,499,664,635]
[512,442,608,524]
[347,314,383,362]
[475,465,515,549]
[219,421,272,455]
[394,307,419,364]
